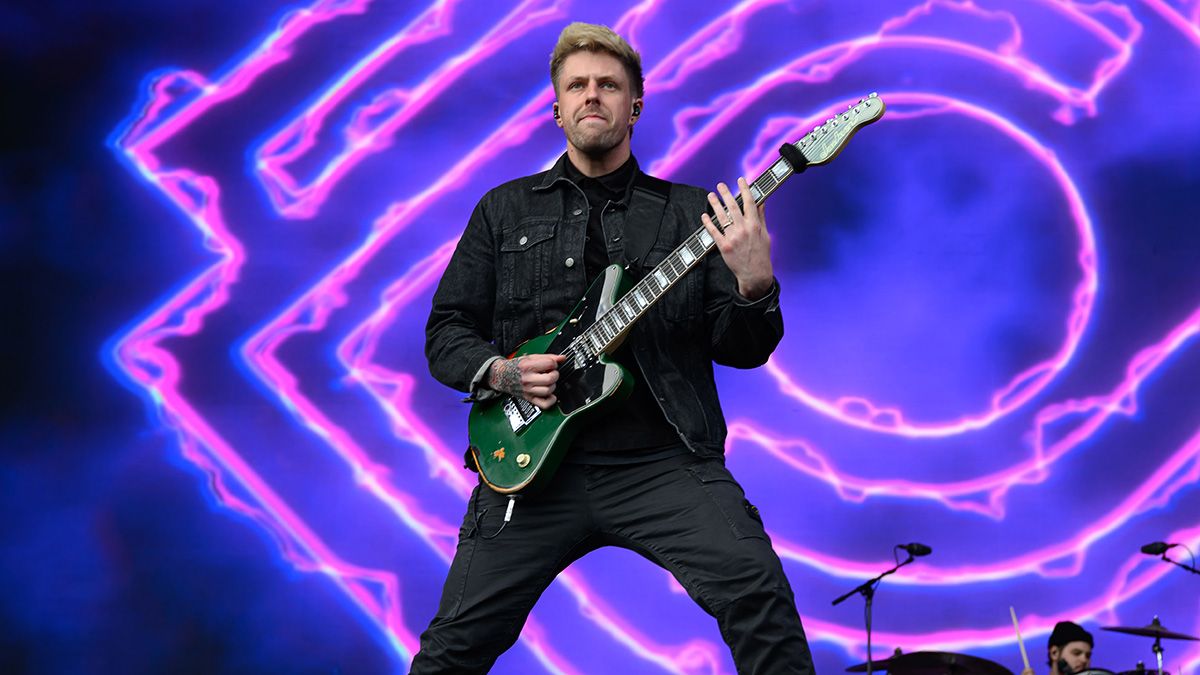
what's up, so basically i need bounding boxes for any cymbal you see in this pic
[1101,618,1198,641]
[847,657,897,673]
[846,651,1013,675]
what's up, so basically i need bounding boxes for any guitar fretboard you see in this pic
[562,93,882,368]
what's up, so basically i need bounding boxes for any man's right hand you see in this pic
[487,354,566,410]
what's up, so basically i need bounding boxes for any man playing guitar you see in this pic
[412,21,815,674]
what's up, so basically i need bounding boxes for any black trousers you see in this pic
[409,454,815,674]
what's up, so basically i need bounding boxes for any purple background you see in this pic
[4,1,1200,673]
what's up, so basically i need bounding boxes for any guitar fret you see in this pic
[617,302,632,322]
[757,169,782,201]
[698,228,714,248]
[679,246,696,266]
[771,158,790,180]
[664,261,680,280]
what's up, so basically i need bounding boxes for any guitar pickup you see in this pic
[502,396,541,432]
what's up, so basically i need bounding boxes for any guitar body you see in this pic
[468,265,635,494]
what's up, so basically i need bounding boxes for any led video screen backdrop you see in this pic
[94,0,1200,672]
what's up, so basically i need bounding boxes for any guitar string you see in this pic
[555,154,795,372]
[544,96,878,382]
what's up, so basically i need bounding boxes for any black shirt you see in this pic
[561,156,688,465]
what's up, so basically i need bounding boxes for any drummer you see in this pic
[1021,621,1094,675]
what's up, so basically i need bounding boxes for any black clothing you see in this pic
[560,152,632,282]
[424,153,784,461]
[410,455,814,674]
[559,155,685,463]
[415,153,810,674]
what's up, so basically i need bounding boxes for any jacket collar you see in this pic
[534,152,641,203]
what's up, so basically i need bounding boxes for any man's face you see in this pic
[1051,641,1092,674]
[554,50,639,157]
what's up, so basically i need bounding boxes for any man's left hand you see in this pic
[701,177,773,301]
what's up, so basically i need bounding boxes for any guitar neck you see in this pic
[568,156,793,360]
[567,93,884,361]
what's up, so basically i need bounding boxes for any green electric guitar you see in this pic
[468,93,886,494]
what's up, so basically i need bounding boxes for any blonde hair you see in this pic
[549,22,644,98]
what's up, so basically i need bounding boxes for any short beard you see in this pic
[567,124,625,157]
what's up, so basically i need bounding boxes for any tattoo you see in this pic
[490,357,524,397]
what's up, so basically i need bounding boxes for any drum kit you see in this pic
[842,618,1198,675]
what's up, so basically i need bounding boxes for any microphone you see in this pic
[1057,658,1073,675]
[1140,541,1177,555]
[897,542,933,557]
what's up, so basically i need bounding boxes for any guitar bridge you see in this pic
[502,396,541,432]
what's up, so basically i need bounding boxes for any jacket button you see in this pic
[572,208,583,216]
[518,235,528,246]
[565,257,575,268]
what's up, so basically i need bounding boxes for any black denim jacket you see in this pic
[424,153,784,459]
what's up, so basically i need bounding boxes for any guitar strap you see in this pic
[621,172,672,278]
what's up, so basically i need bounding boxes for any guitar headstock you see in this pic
[794,92,886,166]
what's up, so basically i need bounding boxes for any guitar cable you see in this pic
[477,494,521,540]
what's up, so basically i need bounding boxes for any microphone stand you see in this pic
[1155,552,1200,576]
[832,553,917,675]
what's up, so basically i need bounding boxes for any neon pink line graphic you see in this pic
[253,0,570,218]
[760,94,1097,436]
[107,0,1198,672]
[1142,0,1200,47]
[121,0,373,160]
[732,296,1200,516]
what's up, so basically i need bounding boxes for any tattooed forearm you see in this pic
[488,357,524,397]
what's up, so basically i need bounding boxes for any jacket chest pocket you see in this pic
[499,218,559,301]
